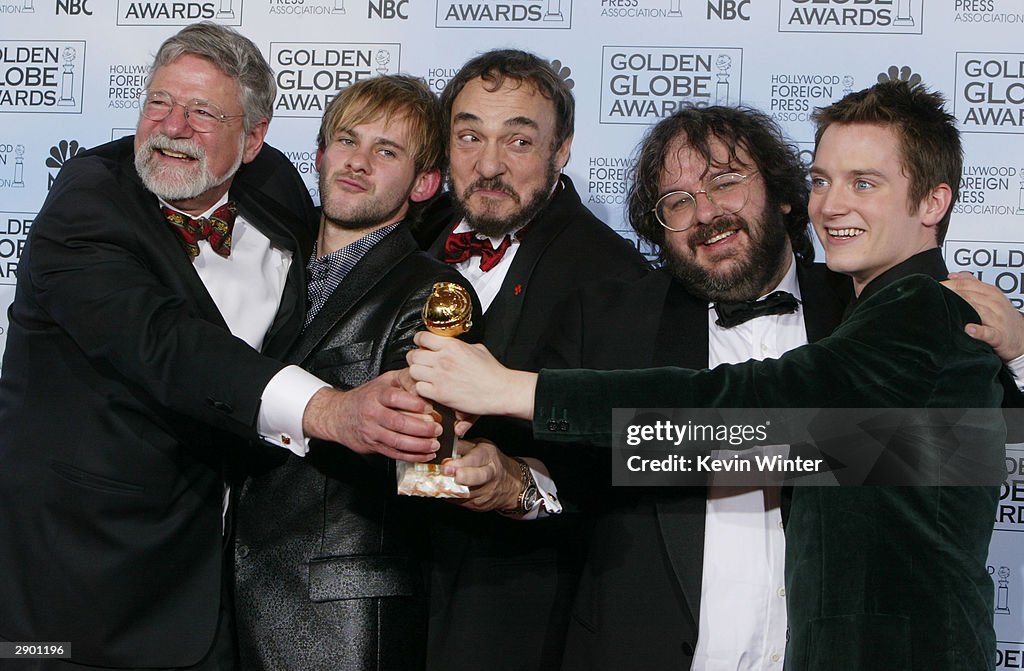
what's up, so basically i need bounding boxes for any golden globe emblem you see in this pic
[422,282,473,337]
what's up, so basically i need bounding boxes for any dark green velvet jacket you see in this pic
[533,250,1003,671]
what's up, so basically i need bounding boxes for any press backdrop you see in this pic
[2,1,1022,663]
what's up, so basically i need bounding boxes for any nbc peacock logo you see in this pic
[46,139,86,190]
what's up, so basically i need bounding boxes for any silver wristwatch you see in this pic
[499,456,540,517]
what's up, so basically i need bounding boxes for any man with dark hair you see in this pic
[0,25,440,669]
[415,48,649,670]
[410,80,1024,671]
[232,74,476,671]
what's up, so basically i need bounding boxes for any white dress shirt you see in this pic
[161,195,327,457]
[1008,354,1024,391]
[692,257,803,670]
[448,218,561,517]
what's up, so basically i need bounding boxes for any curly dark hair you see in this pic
[628,105,813,262]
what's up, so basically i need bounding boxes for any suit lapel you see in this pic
[797,261,850,344]
[288,227,418,365]
[651,275,710,371]
[124,156,231,332]
[482,179,577,362]
[651,275,711,623]
[425,212,454,259]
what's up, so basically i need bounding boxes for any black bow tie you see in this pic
[714,290,799,328]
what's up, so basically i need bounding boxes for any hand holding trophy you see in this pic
[396,282,474,498]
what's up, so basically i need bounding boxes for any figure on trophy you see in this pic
[995,566,1012,615]
[544,0,563,21]
[1016,172,1024,215]
[715,54,733,105]
[375,50,392,75]
[894,0,915,26]
[217,0,236,19]
[57,47,77,108]
[13,145,25,188]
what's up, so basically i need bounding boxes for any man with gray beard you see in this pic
[0,22,443,670]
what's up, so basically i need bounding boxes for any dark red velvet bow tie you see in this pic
[162,201,237,259]
[442,225,529,272]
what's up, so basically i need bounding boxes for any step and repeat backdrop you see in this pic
[2,0,1023,662]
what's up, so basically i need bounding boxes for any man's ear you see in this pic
[919,182,953,229]
[554,135,573,172]
[315,146,324,173]
[410,169,442,203]
[241,119,269,164]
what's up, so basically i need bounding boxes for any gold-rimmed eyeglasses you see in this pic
[138,90,245,133]
[652,172,757,232]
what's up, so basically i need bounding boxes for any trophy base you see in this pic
[396,461,470,498]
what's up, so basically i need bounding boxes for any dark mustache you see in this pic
[689,215,749,247]
[465,177,519,202]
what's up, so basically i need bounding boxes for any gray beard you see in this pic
[135,133,242,202]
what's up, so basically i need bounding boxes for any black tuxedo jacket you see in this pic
[234,225,479,671]
[0,138,313,667]
[541,263,849,671]
[419,176,650,671]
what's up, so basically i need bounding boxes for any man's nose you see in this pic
[475,142,506,179]
[692,190,724,226]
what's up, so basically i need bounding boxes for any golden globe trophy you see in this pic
[396,282,473,498]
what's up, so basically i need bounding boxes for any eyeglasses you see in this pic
[652,172,757,232]
[139,90,245,133]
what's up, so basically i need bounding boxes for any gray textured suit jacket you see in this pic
[233,224,479,671]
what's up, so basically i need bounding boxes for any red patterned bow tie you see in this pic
[162,201,237,259]
[443,225,529,272]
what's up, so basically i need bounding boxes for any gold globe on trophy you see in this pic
[422,282,473,337]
